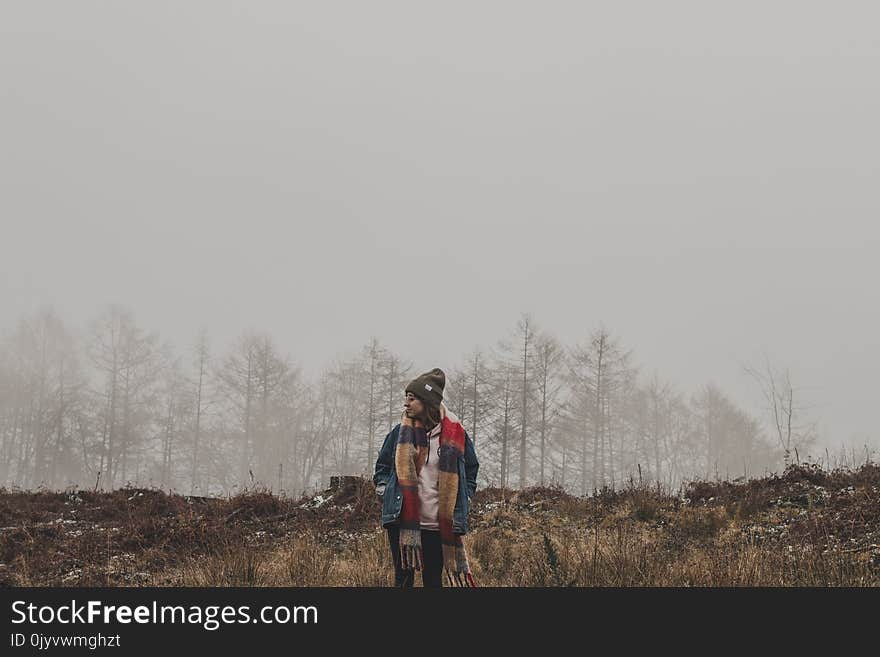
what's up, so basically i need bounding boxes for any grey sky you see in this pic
[2,2,878,448]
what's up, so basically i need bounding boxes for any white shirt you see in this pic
[418,420,442,530]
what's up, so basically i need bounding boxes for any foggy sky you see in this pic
[2,2,878,449]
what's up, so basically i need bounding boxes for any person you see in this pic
[373,367,479,587]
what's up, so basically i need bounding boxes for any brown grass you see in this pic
[2,464,878,586]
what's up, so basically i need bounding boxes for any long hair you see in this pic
[422,401,442,432]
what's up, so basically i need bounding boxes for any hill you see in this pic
[1,464,878,586]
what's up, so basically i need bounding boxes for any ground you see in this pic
[1,464,878,586]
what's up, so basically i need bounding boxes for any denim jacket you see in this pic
[372,423,479,534]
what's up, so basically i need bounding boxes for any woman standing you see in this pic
[373,368,479,587]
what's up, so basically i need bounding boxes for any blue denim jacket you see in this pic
[372,423,479,534]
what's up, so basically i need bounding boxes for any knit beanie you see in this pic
[405,368,445,410]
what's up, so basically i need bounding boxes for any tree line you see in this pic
[0,306,813,495]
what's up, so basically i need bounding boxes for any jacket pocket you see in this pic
[383,471,401,519]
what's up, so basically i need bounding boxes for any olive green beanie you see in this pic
[405,368,445,410]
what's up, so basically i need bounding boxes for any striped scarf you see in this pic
[395,404,476,587]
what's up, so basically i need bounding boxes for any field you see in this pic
[1,464,878,586]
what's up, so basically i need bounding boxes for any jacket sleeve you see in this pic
[463,430,479,500]
[373,426,398,495]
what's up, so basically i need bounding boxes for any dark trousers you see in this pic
[386,525,443,588]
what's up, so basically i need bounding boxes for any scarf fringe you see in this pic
[399,528,423,571]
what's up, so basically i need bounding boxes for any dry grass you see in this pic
[2,464,878,586]
[174,530,391,587]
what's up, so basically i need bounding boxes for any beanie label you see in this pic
[425,384,432,391]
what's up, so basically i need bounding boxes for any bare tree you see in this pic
[251,334,297,487]
[0,308,85,488]
[567,325,633,493]
[745,356,817,466]
[533,332,564,486]
[516,314,535,488]
[87,305,161,488]
[322,356,364,477]
[487,361,516,488]
[646,374,672,485]
[158,352,193,489]
[455,348,490,445]
[190,328,210,493]
[381,351,411,432]
[691,382,773,480]
[495,314,537,488]
[217,333,258,487]
[361,337,387,474]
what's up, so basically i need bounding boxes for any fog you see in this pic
[2,3,878,491]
